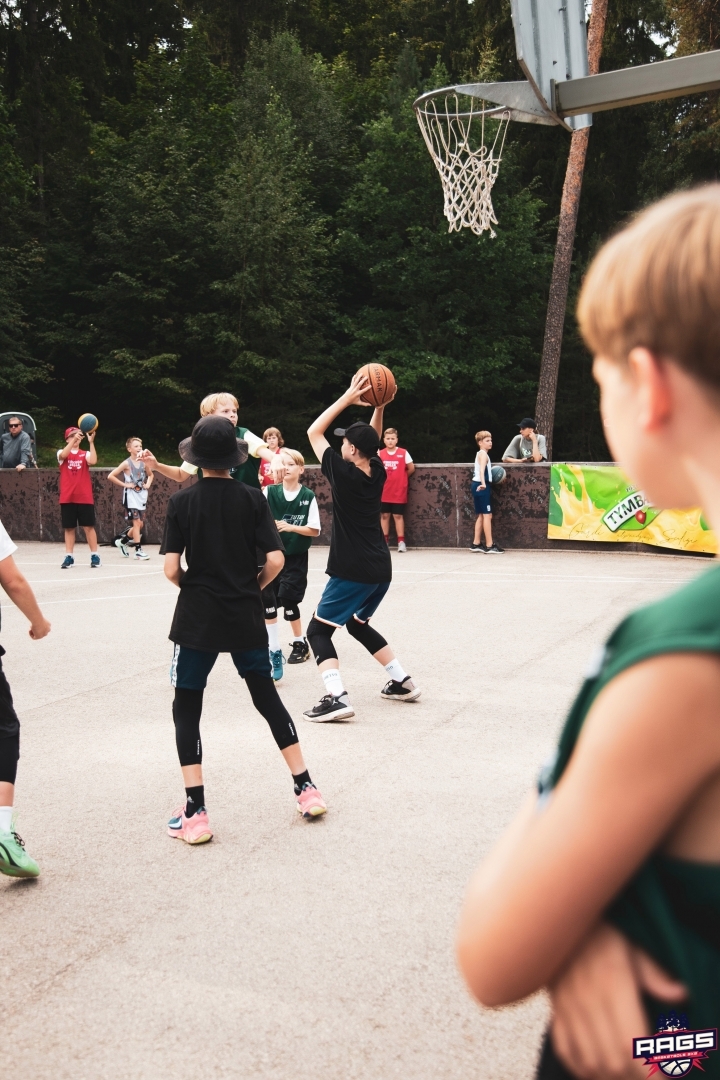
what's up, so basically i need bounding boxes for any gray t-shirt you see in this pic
[502,433,547,461]
[0,430,32,468]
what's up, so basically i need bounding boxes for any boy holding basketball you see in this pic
[303,370,420,721]
[57,426,101,569]
[457,188,720,1077]
[379,427,414,551]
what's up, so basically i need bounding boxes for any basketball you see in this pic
[78,413,99,433]
[356,363,396,407]
[659,1061,692,1076]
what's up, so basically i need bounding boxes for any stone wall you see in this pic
[0,462,657,552]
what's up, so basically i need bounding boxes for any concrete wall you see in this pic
[0,463,659,552]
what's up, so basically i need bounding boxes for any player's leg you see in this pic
[61,504,77,567]
[78,505,100,566]
[381,511,391,543]
[304,616,355,720]
[262,581,284,682]
[470,483,487,551]
[393,512,406,552]
[482,503,504,554]
[347,582,421,702]
[233,651,326,817]
[280,555,310,665]
[0,657,38,878]
[167,645,217,844]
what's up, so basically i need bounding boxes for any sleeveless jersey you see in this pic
[122,457,148,510]
[265,484,315,555]
[379,447,412,503]
[540,562,720,1046]
[58,448,93,504]
[473,454,492,485]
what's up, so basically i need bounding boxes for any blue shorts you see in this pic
[315,577,391,627]
[170,644,271,689]
[471,481,492,515]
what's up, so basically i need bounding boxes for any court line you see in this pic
[2,591,174,607]
[306,568,697,585]
[21,571,165,586]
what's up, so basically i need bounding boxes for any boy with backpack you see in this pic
[263,448,320,674]
[108,437,154,559]
[456,187,720,1078]
[162,415,326,843]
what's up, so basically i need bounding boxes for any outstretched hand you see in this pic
[344,371,373,407]
[141,449,159,468]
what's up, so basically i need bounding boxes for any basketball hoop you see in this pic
[414,91,511,238]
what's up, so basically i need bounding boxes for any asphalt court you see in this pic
[0,542,708,1079]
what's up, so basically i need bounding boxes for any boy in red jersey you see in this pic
[57,426,100,569]
[379,428,414,552]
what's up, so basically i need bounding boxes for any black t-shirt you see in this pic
[322,446,392,584]
[162,478,282,652]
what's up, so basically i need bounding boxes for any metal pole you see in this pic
[534,0,609,458]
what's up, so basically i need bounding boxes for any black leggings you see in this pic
[172,674,298,765]
[0,734,19,785]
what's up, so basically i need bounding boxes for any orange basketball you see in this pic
[356,363,396,407]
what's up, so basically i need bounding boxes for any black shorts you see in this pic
[61,503,95,529]
[380,502,407,514]
[262,552,309,612]
[0,649,20,740]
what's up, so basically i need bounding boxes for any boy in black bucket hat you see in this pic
[161,415,326,843]
[303,373,421,722]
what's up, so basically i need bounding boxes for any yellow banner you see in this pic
[548,464,717,554]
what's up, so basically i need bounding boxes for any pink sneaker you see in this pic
[167,806,213,844]
[296,784,327,819]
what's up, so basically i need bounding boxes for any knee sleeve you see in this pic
[172,688,204,766]
[262,583,277,621]
[307,617,338,666]
[346,616,388,655]
[0,733,19,785]
[282,604,301,622]
[245,673,298,751]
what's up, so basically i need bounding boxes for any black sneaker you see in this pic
[303,694,355,722]
[469,543,485,553]
[288,638,310,665]
[485,543,505,553]
[380,677,422,703]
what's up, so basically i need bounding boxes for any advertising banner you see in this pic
[548,463,717,554]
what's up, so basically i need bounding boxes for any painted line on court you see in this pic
[22,571,166,585]
[305,568,697,585]
[2,591,175,607]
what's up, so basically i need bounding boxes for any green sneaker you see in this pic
[0,823,40,878]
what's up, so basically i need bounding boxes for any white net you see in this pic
[415,94,510,239]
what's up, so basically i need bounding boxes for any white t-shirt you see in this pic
[0,520,18,562]
[263,485,321,531]
[180,428,267,476]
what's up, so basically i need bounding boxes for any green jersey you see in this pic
[541,563,720,1050]
[265,484,315,555]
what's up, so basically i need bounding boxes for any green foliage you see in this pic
[0,2,715,463]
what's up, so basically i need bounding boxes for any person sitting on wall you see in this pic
[0,418,33,471]
[502,418,547,463]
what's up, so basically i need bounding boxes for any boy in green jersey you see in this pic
[263,448,320,672]
[457,186,720,1079]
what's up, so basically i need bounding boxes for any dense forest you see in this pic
[0,0,718,464]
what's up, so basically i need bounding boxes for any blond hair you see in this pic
[126,436,142,449]
[578,186,720,386]
[200,392,238,416]
[263,426,284,447]
[280,448,305,468]
[384,427,398,436]
[475,430,492,444]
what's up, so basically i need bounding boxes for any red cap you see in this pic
[64,426,81,440]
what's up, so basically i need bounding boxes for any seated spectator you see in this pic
[502,418,547,463]
[0,418,33,471]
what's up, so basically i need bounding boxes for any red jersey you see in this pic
[259,451,282,488]
[57,449,94,504]
[379,447,413,503]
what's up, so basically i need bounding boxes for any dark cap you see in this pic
[333,421,382,456]
[518,417,537,430]
[178,415,249,470]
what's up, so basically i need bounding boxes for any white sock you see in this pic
[0,805,13,834]
[384,658,409,683]
[322,668,346,700]
[293,634,305,643]
[267,622,280,651]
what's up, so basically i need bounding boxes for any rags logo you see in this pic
[633,1012,718,1075]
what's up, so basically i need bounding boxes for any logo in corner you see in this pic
[633,1012,718,1076]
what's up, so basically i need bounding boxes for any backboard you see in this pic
[510,0,592,129]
